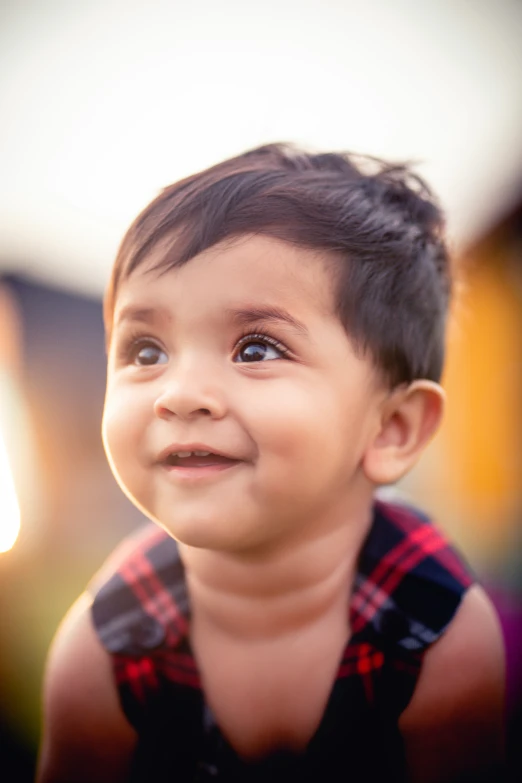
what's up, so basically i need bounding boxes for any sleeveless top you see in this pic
[90,500,474,782]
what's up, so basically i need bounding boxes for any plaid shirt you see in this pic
[91,500,474,782]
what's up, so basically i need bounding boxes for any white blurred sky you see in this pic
[0,0,521,296]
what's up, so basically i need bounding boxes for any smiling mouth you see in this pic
[162,453,241,469]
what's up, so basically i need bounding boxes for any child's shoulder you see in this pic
[366,492,475,591]
[37,526,184,782]
[37,591,138,782]
[398,580,505,782]
[352,495,475,652]
[88,522,191,664]
[369,496,505,781]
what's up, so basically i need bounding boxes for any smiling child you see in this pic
[38,144,505,782]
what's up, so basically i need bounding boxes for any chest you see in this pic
[191,618,349,759]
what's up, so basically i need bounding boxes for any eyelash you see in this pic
[234,330,290,359]
[116,330,164,365]
[115,328,292,365]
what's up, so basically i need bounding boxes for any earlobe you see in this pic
[363,381,445,486]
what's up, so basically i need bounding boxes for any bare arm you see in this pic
[37,592,138,783]
[399,584,506,783]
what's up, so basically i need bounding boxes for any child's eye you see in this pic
[128,341,168,366]
[233,334,289,363]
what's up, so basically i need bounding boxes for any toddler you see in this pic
[38,144,505,782]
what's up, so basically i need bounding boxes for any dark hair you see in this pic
[105,143,451,387]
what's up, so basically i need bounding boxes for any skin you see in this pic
[102,235,390,556]
[37,234,505,782]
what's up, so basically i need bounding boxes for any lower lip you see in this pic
[160,461,242,482]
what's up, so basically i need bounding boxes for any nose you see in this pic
[153,360,227,421]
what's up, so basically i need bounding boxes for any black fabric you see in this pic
[90,500,475,782]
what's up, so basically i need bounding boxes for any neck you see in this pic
[178,497,374,642]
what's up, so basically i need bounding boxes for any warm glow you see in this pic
[1,2,522,295]
[0,425,21,553]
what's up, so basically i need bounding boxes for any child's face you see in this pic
[103,234,387,553]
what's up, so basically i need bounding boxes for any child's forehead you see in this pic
[116,234,339,321]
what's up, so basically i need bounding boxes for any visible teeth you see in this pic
[172,450,212,458]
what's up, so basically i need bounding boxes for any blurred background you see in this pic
[0,0,521,778]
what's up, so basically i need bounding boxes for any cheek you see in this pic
[101,408,124,478]
[101,386,143,468]
[244,379,369,471]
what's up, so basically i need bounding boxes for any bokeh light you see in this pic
[0,1,521,779]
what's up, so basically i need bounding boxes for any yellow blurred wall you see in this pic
[429,236,521,567]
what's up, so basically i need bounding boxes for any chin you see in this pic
[159,515,268,555]
[152,514,232,550]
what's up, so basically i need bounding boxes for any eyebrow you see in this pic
[227,306,309,337]
[114,305,169,327]
[114,303,310,337]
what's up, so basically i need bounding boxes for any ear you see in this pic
[363,380,445,486]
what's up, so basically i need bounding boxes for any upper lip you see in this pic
[157,443,240,463]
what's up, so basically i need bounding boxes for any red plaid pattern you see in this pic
[119,549,188,649]
[350,522,447,634]
[91,499,474,731]
[338,643,385,703]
